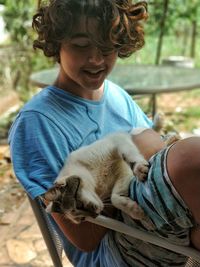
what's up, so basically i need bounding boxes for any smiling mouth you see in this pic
[84,69,105,76]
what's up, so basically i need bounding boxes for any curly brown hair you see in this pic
[32,0,148,61]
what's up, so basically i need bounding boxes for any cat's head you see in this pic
[44,176,99,223]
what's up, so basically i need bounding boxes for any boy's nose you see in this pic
[88,46,104,65]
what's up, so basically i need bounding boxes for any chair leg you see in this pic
[28,195,63,267]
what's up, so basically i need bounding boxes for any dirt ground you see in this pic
[0,145,26,225]
[0,92,26,226]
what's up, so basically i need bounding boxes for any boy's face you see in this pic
[57,17,118,98]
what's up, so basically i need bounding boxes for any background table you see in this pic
[30,64,200,117]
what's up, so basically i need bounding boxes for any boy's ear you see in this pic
[129,2,148,20]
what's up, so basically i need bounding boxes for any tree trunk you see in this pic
[190,20,197,58]
[37,0,41,9]
[181,25,189,56]
[155,0,169,65]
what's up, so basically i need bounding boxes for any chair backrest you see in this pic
[185,258,200,267]
[28,195,63,267]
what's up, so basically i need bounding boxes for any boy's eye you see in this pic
[70,38,91,48]
[101,49,115,56]
[73,43,91,48]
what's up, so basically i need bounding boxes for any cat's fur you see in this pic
[44,128,179,226]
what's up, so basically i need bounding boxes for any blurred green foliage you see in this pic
[0,1,199,98]
[0,0,54,102]
[3,0,35,44]
[146,0,200,63]
[0,0,199,136]
[147,0,200,34]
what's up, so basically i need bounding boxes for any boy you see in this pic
[9,1,200,266]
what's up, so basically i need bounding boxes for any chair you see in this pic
[28,196,63,267]
[28,196,200,267]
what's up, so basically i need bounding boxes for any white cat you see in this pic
[44,128,178,226]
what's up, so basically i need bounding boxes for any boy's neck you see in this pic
[53,78,104,101]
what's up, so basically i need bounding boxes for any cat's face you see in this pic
[44,176,99,224]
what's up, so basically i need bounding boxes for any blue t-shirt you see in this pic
[9,80,152,267]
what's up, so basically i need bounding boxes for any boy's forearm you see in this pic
[51,212,108,252]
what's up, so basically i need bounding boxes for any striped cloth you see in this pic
[115,145,196,267]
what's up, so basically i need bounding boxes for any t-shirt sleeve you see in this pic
[107,80,153,129]
[130,100,153,128]
[8,111,71,199]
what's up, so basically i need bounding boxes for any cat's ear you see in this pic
[45,176,81,212]
[46,201,63,213]
[61,176,81,209]
[44,185,63,214]
[65,176,81,197]
[44,185,63,202]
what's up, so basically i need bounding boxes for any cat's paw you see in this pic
[140,215,156,231]
[128,202,155,230]
[84,201,103,217]
[163,132,181,146]
[80,190,104,216]
[132,161,149,181]
[129,201,146,220]
[67,201,103,224]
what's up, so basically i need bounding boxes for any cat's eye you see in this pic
[76,200,84,209]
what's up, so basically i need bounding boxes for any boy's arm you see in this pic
[132,128,165,160]
[51,212,108,252]
[43,198,115,252]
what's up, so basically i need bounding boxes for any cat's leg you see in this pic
[80,186,104,216]
[162,133,181,146]
[111,176,155,230]
[116,135,149,181]
[111,176,145,220]
[65,184,104,223]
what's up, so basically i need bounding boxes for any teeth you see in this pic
[86,70,102,74]
[90,71,99,74]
